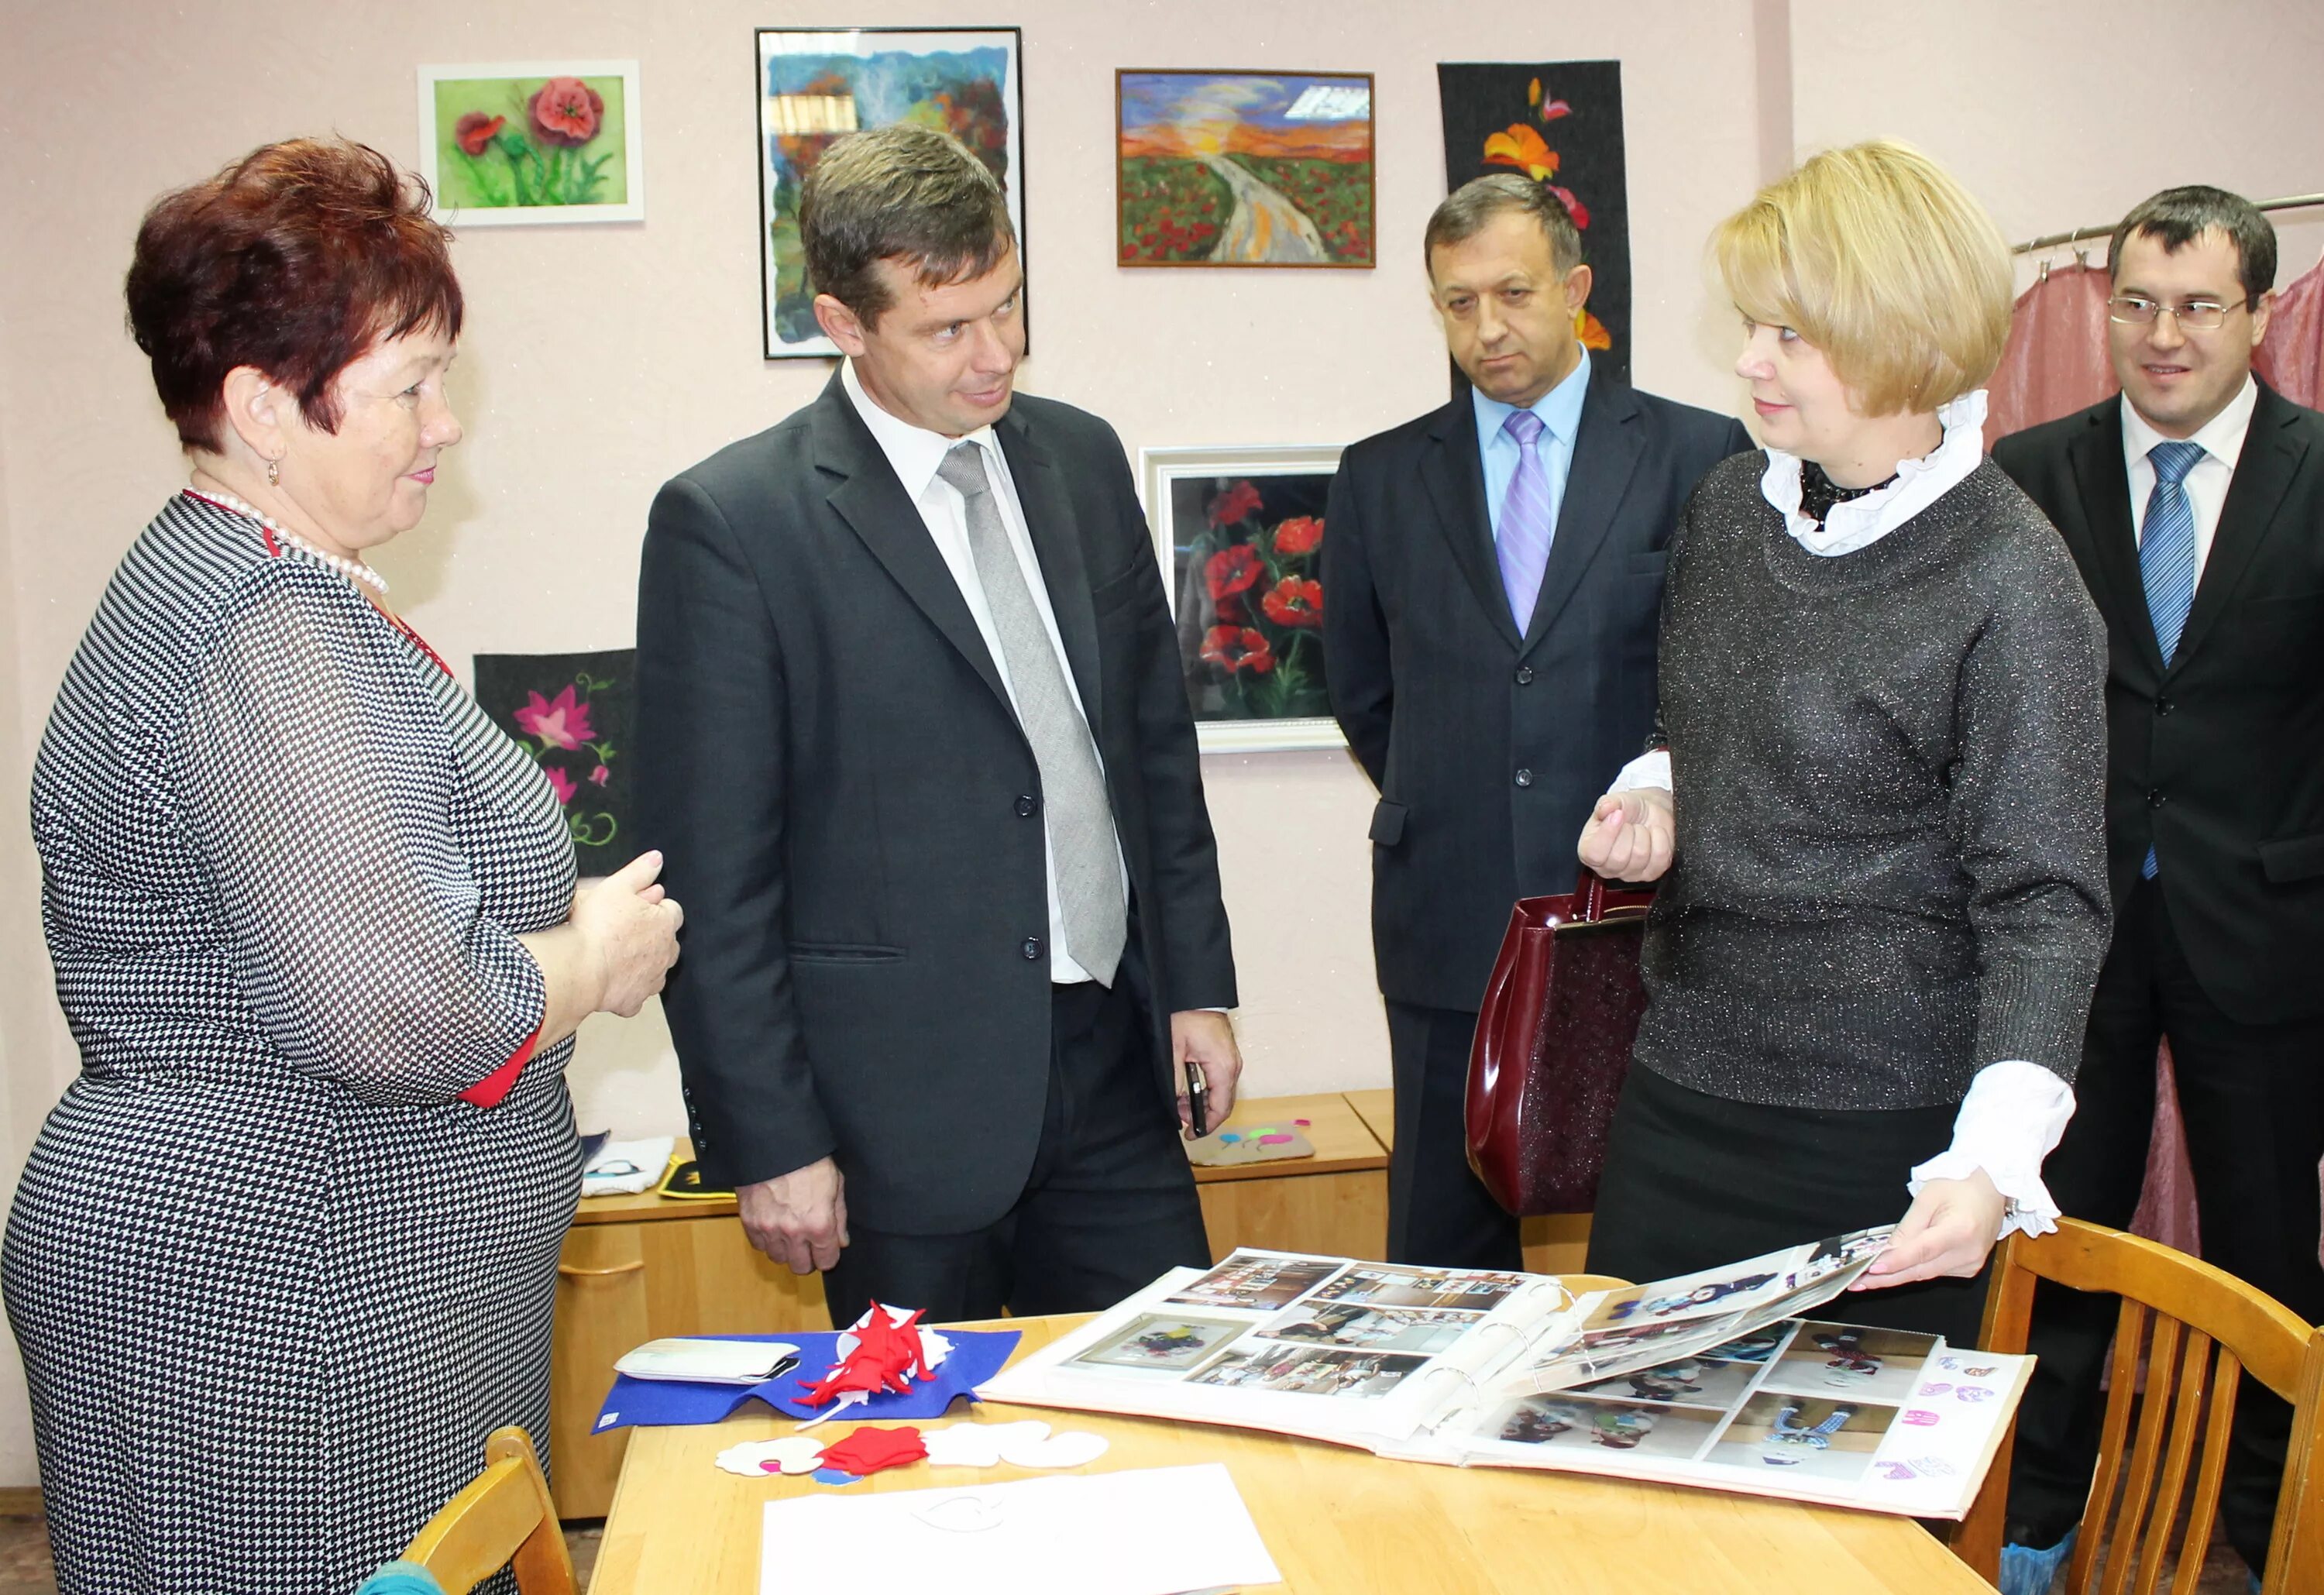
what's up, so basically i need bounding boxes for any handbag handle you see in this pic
[1572,868,1654,924]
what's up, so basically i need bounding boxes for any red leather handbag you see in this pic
[1464,869,1655,1216]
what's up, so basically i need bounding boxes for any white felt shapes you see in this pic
[922,1420,1110,1470]
[714,1436,827,1477]
[921,1422,1009,1467]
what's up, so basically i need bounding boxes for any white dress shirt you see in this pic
[2122,373,2258,579]
[1608,390,2075,1237]
[841,359,1125,985]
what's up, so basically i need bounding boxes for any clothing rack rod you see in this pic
[2012,193,2324,256]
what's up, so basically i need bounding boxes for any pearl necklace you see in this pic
[189,488,390,596]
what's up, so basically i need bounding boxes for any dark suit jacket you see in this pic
[1322,368,1754,1012]
[634,374,1237,1232]
[1992,382,2324,1025]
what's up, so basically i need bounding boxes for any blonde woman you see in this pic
[1576,141,2109,1346]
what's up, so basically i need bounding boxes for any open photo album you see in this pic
[981,1229,2029,1518]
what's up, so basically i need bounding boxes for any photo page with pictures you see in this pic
[981,1231,2031,1518]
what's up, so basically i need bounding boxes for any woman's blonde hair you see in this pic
[1712,139,2012,416]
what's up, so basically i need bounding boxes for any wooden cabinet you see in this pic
[1192,1092,1390,1263]
[1342,1088,1594,1276]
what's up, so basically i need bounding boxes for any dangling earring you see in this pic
[266,455,280,488]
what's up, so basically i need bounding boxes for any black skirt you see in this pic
[1584,1063,1991,1347]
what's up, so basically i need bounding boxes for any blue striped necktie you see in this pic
[2138,438,2205,880]
[1497,409,1554,631]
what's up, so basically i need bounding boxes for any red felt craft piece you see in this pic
[800,1303,934,1406]
[816,1425,927,1476]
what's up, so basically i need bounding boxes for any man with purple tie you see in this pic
[1322,176,1752,1269]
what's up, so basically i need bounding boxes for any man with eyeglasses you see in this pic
[1989,186,2324,1595]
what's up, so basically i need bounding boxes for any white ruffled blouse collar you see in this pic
[1758,389,1989,558]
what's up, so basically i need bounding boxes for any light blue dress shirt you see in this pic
[1473,346,1591,541]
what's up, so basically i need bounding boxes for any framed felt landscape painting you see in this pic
[418,61,645,225]
[1143,445,1345,752]
[757,27,1025,359]
[1117,70,1373,267]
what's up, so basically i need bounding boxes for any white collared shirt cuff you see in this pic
[1609,748,1673,793]
[1908,1059,2076,1239]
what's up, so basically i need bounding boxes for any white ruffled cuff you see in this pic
[1608,748,1673,793]
[1907,1059,2077,1240]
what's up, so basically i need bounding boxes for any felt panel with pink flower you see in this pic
[474,648,634,875]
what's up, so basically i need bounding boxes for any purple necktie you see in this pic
[1497,409,1554,631]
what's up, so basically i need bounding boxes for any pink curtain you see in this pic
[2255,250,2324,410]
[2127,1043,2200,1256]
[1984,260,2118,449]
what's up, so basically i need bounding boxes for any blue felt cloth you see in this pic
[355,1563,447,1595]
[592,1329,1021,1433]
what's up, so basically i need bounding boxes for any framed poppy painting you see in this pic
[1143,445,1345,752]
[417,61,646,225]
[757,27,1025,359]
[1117,70,1373,268]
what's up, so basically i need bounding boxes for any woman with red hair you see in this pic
[2,139,681,1592]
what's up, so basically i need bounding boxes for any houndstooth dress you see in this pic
[4,492,581,1594]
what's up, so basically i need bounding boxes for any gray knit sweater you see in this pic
[1635,453,2111,1111]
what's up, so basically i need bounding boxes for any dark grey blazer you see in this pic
[635,374,1237,1231]
[1993,381,2324,1025]
[1322,369,1753,1012]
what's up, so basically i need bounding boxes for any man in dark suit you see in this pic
[1992,186,2324,1593]
[1321,176,1752,1270]
[634,125,1243,1329]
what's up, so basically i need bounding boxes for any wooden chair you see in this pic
[1953,1218,2324,1595]
[402,1425,578,1595]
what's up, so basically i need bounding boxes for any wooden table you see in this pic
[590,1312,1996,1595]
[1342,1087,1595,1277]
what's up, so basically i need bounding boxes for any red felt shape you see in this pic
[816,1425,927,1476]
[800,1303,933,1405]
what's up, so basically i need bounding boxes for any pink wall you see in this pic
[2,0,2319,1487]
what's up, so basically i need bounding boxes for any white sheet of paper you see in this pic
[757,1462,1281,1595]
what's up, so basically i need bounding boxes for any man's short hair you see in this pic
[800,123,1014,327]
[1424,174,1583,277]
[1712,139,2012,417]
[2108,185,2278,304]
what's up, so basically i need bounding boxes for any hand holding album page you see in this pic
[981,1231,2032,1518]
[757,1463,1281,1595]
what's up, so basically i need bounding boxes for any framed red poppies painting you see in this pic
[417,60,646,225]
[1142,445,1344,752]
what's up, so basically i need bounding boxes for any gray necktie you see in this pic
[937,442,1127,984]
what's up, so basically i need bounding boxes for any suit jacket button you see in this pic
[2147,789,2166,807]
[1514,665,1535,686]
[2155,697,2174,716]
[1023,936,1043,960]
[1514,768,1535,789]
[1016,793,1040,816]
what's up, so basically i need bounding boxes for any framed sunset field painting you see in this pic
[417,60,645,225]
[756,27,1024,359]
[1116,70,1373,268]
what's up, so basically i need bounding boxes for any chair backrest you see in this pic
[1955,1218,2324,1595]
[402,1426,577,1595]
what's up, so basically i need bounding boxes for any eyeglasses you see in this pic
[2107,294,2251,331]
